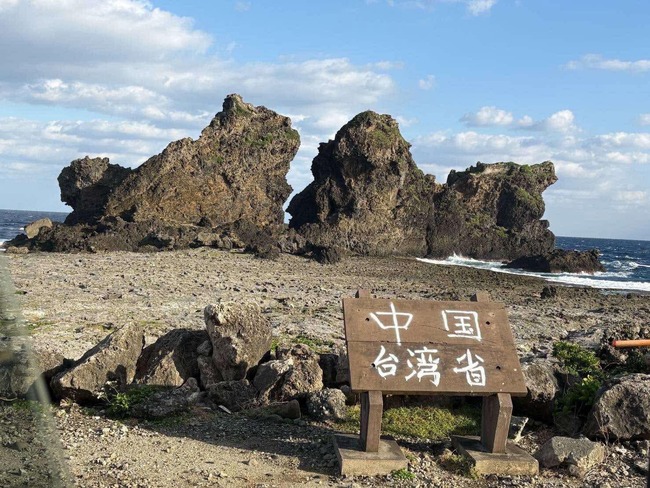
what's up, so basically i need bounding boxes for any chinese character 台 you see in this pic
[453,349,486,387]
[372,345,399,379]
[405,347,441,386]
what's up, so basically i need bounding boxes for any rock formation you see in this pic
[428,161,557,259]
[22,94,299,252]
[288,110,558,259]
[507,249,606,274]
[287,111,437,255]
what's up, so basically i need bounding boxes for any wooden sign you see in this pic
[342,297,526,396]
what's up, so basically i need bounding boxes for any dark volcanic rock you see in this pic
[287,111,436,256]
[287,110,558,259]
[131,378,201,419]
[104,94,297,228]
[26,94,299,252]
[507,249,605,273]
[427,161,558,259]
[58,157,132,225]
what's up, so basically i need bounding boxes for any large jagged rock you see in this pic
[583,374,650,440]
[23,94,299,252]
[50,324,145,403]
[58,157,133,225]
[204,301,272,381]
[134,329,208,387]
[287,110,558,259]
[287,111,436,256]
[507,249,606,274]
[427,161,558,259]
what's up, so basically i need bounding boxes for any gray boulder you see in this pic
[306,388,347,420]
[134,329,208,387]
[204,301,272,381]
[583,374,650,440]
[512,359,560,422]
[131,378,201,419]
[197,355,222,389]
[24,218,52,239]
[535,436,605,476]
[206,379,257,412]
[51,324,145,403]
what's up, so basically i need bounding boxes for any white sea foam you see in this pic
[417,256,650,293]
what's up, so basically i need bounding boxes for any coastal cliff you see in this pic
[9,97,574,264]
[288,111,557,259]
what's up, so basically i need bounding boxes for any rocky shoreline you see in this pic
[1,249,649,486]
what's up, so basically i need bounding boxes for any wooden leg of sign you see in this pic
[481,393,513,454]
[360,391,383,452]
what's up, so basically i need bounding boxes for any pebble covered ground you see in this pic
[2,248,649,487]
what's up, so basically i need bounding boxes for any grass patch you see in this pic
[391,468,415,480]
[105,385,166,418]
[271,334,335,354]
[439,453,478,478]
[338,404,480,440]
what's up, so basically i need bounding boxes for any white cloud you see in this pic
[639,114,650,126]
[466,0,496,15]
[517,110,577,133]
[418,75,436,90]
[613,190,649,207]
[565,54,650,72]
[381,0,497,16]
[461,106,513,126]
[234,1,251,12]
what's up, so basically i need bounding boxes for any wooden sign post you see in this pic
[333,290,539,476]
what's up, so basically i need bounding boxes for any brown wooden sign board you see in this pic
[342,297,527,396]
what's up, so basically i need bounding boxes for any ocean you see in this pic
[1,209,648,293]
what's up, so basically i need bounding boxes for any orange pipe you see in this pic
[612,339,650,348]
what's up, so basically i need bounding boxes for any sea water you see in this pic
[1,209,648,293]
[419,236,650,293]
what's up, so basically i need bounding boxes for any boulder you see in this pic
[288,111,436,256]
[306,388,347,420]
[206,379,257,412]
[134,329,208,387]
[50,324,145,403]
[0,340,37,399]
[507,249,605,273]
[254,344,324,403]
[197,355,221,389]
[24,218,52,239]
[204,301,272,381]
[583,374,650,440]
[512,359,560,422]
[535,436,605,475]
[131,378,201,419]
[265,400,301,419]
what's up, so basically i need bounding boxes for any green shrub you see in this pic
[552,341,602,378]
[105,385,164,418]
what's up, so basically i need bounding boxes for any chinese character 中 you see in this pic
[369,302,413,345]
[453,349,486,387]
[442,310,481,341]
[405,347,441,386]
[372,345,399,379]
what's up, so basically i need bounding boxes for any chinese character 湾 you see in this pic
[442,310,481,341]
[405,347,441,386]
[369,302,413,345]
[372,345,399,378]
[453,348,486,387]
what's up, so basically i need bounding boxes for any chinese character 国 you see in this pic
[442,310,481,341]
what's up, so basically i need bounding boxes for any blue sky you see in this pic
[0,0,649,240]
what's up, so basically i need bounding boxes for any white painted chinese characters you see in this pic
[367,303,489,388]
[442,310,481,341]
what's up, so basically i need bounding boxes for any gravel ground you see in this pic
[2,248,649,487]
